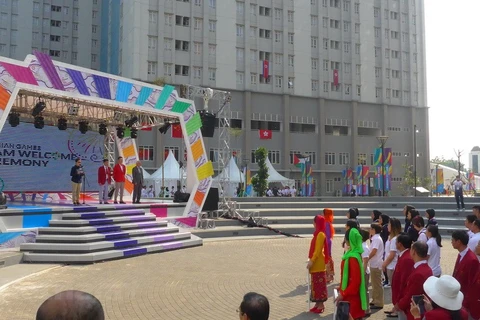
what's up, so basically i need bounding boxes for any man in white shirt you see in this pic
[290,186,296,197]
[452,175,465,210]
[467,219,480,261]
[466,215,476,239]
[368,223,385,309]
[266,188,273,197]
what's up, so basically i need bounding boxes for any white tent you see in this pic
[145,150,180,196]
[141,167,151,180]
[212,157,245,197]
[265,157,295,186]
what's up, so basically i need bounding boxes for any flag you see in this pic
[171,123,182,138]
[259,129,272,139]
[140,122,152,131]
[293,154,305,168]
[263,60,269,79]
[333,69,339,86]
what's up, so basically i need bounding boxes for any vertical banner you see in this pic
[383,148,392,192]
[469,171,475,191]
[356,165,363,196]
[435,167,444,194]
[347,169,353,195]
[306,159,313,196]
[263,60,269,79]
[333,69,339,86]
[342,169,347,195]
[362,166,370,196]
[374,148,383,192]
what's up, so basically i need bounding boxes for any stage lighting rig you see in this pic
[78,121,89,134]
[130,128,138,139]
[34,116,44,129]
[8,113,20,127]
[57,118,67,130]
[124,115,138,128]
[116,126,124,139]
[99,123,107,135]
[32,101,46,116]
[159,122,171,134]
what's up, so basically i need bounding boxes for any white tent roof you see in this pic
[150,150,180,180]
[265,158,295,186]
[213,157,245,183]
[142,167,151,179]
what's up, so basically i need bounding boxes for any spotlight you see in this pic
[79,121,89,134]
[32,101,46,116]
[8,113,20,127]
[130,128,138,139]
[116,126,124,139]
[159,122,171,134]
[99,123,107,135]
[57,118,67,130]
[34,116,44,129]
[124,115,138,128]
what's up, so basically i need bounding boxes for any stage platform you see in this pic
[0,199,201,264]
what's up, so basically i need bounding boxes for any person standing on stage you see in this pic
[70,158,84,205]
[452,175,466,211]
[113,156,126,204]
[97,159,112,204]
[132,161,144,204]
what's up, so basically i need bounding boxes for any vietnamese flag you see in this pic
[259,129,272,140]
[171,123,183,138]
[333,69,339,86]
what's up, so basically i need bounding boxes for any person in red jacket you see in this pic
[113,156,126,204]
[394,241,433,320]
[386,233,415,318]
[451,230,480,314]
[97,159,112,204]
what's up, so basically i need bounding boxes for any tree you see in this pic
[251,147,269,196]
[431,156,465,172]
[400,163,433,196]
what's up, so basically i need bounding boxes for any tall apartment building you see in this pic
[112,0,429,196]
[0,0,102,70]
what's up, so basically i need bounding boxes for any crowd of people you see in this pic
[307,206,480,320]
[265,186,297,197]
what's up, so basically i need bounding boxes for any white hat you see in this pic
[423,275,464,311]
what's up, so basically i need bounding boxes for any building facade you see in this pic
[0,0,102,69]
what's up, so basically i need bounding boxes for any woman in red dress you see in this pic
[323,208,335,283]
[307,215,330,314]
[337,227,368,320]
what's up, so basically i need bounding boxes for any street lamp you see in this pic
[414,125,419,197]
[376,135,389,197]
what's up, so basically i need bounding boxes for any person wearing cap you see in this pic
[410,275,468,320]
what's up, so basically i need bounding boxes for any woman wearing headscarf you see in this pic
[307,215,330,314]
[323,208,335,284]
[347,208,361,228]
[425,209,438,228]
[336,228,368,320]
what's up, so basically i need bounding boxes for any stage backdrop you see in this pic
[0,122,104,192]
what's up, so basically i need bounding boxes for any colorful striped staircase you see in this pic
[20,208,202,263]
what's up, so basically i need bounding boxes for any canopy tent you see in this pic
[145,150,181,196]
[141,167,151,180]
[265,157,295,186]
[212,157,245,197]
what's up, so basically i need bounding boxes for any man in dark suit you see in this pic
[387,234,414,318]
[97,159,112,204]
[131,161,144,204]
[394,241,432,320]
[451,230,480,313]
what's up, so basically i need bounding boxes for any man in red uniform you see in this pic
[451,230,480,316]
[387,234,414,318]
[97,159,112,204]
[113,156,126,204]
[466,243,480,320]
[395,241,432,320]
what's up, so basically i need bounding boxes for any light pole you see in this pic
[376,136,389,197]
[413,125,416,195]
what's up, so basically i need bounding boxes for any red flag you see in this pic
[140,122,152,131]
[259,129,272,140]
[263,60,269,79]
[171,123,183,138]
[333,69,339,86]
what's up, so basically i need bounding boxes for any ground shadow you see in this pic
[282,312,334,320]
[280,284,308,298]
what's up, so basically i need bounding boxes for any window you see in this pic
[148,36,157,50]
[392,89,400,98]
[251,73,257,85]
[354,2,359,13]
[275,31,282,42]
[149,11,158,23]
[195,0,201,5]
[355,23,360,33]
[343,0,350,11]
[323,60,329,71]
[209,0,216,8]
[413,53,417,63]
[374,27,380,38]
[176,15,190,26]
[50,35,60,42]
[209,20,216,32]
[402,13,407,23]
[236,1,244,14]
[288,33,294,44]
[72,52,77,60]
[330,61,340,70]
[330,19,340,29]
[357,153,367,165]
[50,20,61,27]
[376,87,382,98]
[391,11,398,20]
[325,152,335,165]
[33,2,39,11]
[73,8,78,16]
[311,58,318,70]
[375,67,381,78]
[344,84,351,95]
[259,6,271,16]
[343,42,350,53]
[92,39,98,47]
[385,49,390,58]
[236,48,244,60]
[391,31,399,39]
[311,15,318,26]
[268,150,280,164]
[370,154,375,166]
[287,11,293,22]
[275,76,283,88]
[330,0,340,7]
[73,22,78,30]
[392,50,399,59]
[209,68,216,81]
[175,40,189,51]
[343,21,350,32]
[259,28,271,39]
[51,5,61,12]
[193,67,201,79]
[386,68,390,78]
[209,44,216,56]
[164,38,172,51]
[323,0,328,7]
[344,63,351,73]
[386,88,391,98]
[323,81,329,92]
[392,69,400,78]
[165,147,180,161]
[250,50,257,62]
[385,9,389,19]
[339,152,349,165]
[326,180,334,193]
[194,18,202,30]
[259,51,271,61]
[356,85,361,96]
[175,64,189,76]
[250,27,257,37]
[288,55,294,67]
[164,63,172,76]
[236,72,244,85]
[72,37,78,46]
[311,37,318,48]
[275,8,282,20]
[147,61,157,75]
[49,50,60,57]
[374,7,380,17]
[250,4,257,16]
[312,80,318,92]
[138,146,154,161]
[92,11,97,19]
[236,24,244,37]
[163,14,173,26]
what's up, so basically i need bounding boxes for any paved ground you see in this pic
[0,237,458,320]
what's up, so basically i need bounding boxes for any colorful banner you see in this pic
[355,165,370,196]
[342,168,353,195]
[467,171,475,191]
[374,147,392,193]
[435,167,444,193]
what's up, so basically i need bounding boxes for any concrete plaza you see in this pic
[0,237,458,320]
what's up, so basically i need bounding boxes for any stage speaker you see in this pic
[202,187,219,211]
[198,110,216,138]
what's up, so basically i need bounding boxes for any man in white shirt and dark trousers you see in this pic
[368,223,385,309]
[452,175,465,210]
[467,219,480,261]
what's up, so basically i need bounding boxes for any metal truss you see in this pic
[104,129,116,164]
[180,84,232,207]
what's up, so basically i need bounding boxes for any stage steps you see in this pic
[20,208,202,264]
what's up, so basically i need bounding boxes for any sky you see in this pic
[424,0,480,162]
